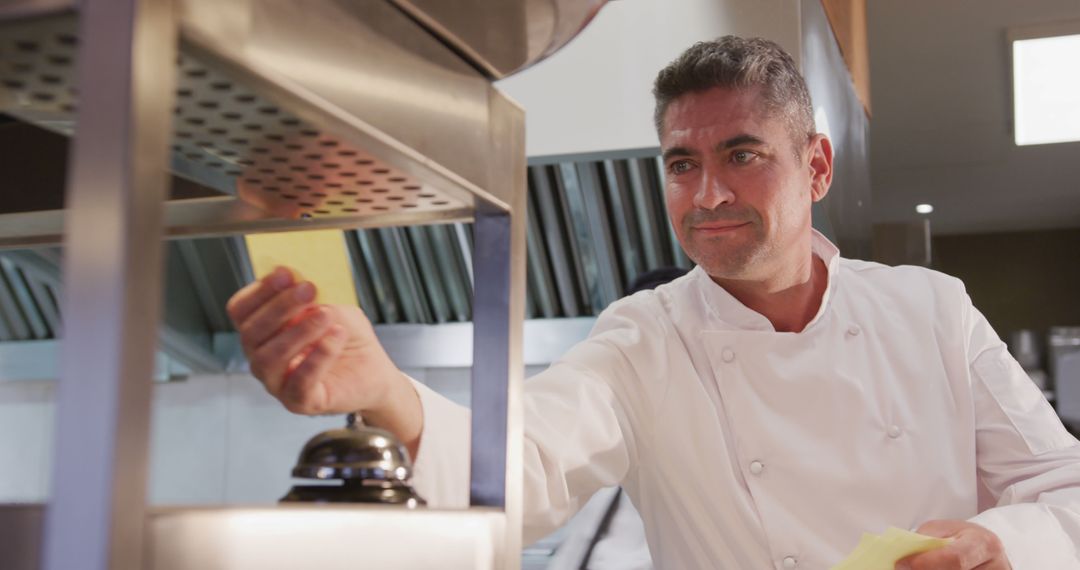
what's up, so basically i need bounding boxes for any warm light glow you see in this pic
[1013,33,1080,145]
[915,204,934,215]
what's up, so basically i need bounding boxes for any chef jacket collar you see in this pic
[693,229,841,332]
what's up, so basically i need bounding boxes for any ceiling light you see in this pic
[915,204,934,215]
[1012,30,1080,146]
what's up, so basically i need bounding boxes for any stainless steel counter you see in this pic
[1,503,506,570]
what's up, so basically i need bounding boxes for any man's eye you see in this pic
[732,150,757,164]
[669,160,693,175]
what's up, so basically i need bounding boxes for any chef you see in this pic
[226,36,1080,569]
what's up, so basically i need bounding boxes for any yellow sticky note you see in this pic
[830,527,951,570]
[244,229,359,307]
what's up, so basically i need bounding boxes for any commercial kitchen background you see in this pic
[1,0,1079,568]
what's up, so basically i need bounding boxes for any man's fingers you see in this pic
[973,559,1011,570]
[906,545,974,569]
[249,307,333,395]
[280,325,346,414]
[915,519,966,538]
[226,267,293,325]
[900,536,990,570]
[238,281,318,351]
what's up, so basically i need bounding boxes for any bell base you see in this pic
[280,482,426,507]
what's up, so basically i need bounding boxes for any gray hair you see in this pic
[653,36,815,150]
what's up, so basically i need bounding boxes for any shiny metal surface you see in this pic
[625,157,666,272]
[378,226,431,323]
[0,245,225,375]
[281,482,425,506]
[468,87,526,570]
[0,1,575,567]
[1056,352,1080,427]
[1,150,678,329]
[1051,327,1080,392]
[150,506,503,570]
[209,316,595,371]
[41,1,177,570]
[562,162,622,309]
[0,149,686,384]
[389,0,607,78]
[180,0,506,208]
[0,339,192,382]
[351,228,403,323]
[284,418,425,506]
[601,159,644,286]
[290,422,412,482]
[0,0,527,248]
[0,503,504,570]
[525,196,557,319]
[530,167,582,317]
[0,198,474,250]
[429,224,473,321]
[0,255,49,339]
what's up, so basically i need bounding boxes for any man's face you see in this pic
[660,86,829,281]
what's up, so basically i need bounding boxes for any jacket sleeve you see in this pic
[962,290,1080,568]
[408,296,663,545]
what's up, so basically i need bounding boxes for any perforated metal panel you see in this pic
[0,16,78,124]
[172,54,465,219]
[0,14,467,221]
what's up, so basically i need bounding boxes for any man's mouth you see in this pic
[691,222,750,235]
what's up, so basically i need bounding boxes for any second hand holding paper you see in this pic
[830,527,952,570]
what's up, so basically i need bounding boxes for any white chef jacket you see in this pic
[547,487,654,569]
[410,231,1080,569]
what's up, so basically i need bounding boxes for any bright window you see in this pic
[1012,31,1080,146]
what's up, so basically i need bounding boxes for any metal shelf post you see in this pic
[42,1,178,569]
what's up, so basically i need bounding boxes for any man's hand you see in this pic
[896,520,1011,570]
[226,266,423,454]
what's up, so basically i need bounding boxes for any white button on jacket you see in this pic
[410,231,1080,569]
[750,460,765,476]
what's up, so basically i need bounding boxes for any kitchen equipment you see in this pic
[1009,329,1042,371]
[281,414,425,506]
[1009,329,1048,390]
[1053,351,1080,430]
[1050,327,1080,389]
[0,0,609,568]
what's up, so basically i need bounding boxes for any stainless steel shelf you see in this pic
[0,0,523,248]
[0,0,542,569]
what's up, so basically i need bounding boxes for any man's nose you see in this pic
[693,170,735,210]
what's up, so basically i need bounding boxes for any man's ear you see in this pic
[807,134,833,203]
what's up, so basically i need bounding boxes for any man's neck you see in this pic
[709,249,829,333]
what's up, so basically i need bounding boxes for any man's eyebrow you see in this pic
[717,134,766,150]
[662,135,767,162]
[661,146,694,162]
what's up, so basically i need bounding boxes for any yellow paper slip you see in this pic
[244,229,359,307]
[829,527,952,570]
